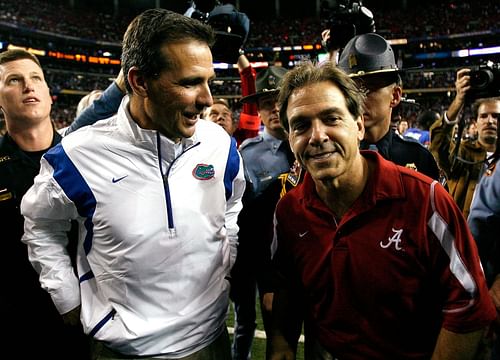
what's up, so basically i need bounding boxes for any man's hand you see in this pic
[320,29,339,63]
[262,292,274,313]
[455,68,471,104]
[445,68,471,123]
[115,69,126,94]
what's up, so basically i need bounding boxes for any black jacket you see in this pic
[0,131,89,357]
[361,130,440,181]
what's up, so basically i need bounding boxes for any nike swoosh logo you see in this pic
[112,175,128,183]
[299,231,308,238]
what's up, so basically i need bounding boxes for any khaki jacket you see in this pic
[430,116,486,218]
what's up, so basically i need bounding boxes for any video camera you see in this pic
[467,61,500,101]
[187,0,250,63]
[325,0,375,51]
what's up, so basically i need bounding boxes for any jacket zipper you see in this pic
[156,132,201,237]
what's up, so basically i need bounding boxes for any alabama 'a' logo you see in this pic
[193,164,215,180]
[380,228,403,251]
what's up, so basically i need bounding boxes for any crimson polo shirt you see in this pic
[273,151,495,360]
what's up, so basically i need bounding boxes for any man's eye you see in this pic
[325,116,340,124]
[292,123,307,132]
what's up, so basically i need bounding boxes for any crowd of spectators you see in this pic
[0,0,497,130]
[0,0,498,49]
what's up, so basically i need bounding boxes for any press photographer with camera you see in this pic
[429,67,500,219]
[320,0,375,62]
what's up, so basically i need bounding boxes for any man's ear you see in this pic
[390,85,402,108]
[357,115,365,142]
[128,67,148,97]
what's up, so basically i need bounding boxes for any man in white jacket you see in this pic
[21,8,245,359]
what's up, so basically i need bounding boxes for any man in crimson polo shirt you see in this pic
[267,62,495,359]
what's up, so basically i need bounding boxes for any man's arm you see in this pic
[267,219,304,360]
[429,183,496,359]
[225,139,246,268]
[445,68,471,123]
[266,287,302,360]
[20,156,81,316]
[321,29,340,63]
[64,69,126,135]
[429,68,471,176]
[431,328,485,360]
[234,54,260,146]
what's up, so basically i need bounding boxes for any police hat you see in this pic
[338,33,398,77]
[240,66,288,104]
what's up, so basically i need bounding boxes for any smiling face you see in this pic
[140,40,215,142]
[0,58,52,127]
[287,81,365,183]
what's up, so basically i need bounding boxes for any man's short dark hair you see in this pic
[471,96,500,119]
[278,61,366,130]
[0,49,42,69]
[121,8,216,93]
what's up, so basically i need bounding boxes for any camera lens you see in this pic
[470,69,494,90]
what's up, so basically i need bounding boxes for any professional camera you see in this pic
[186,0,250,63]
[325,0,375,51]
[467,61,500,100]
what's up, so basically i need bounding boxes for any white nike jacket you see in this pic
[21,96,245,357]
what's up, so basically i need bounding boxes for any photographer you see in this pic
[320,1,375,62]
[429,68,499,218]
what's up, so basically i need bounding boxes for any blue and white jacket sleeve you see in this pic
[224,139,246,269]
[20,154,81,315]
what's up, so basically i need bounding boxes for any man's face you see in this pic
[476,101,500,145]
[286,81,364,183]
[476,100,499,146]
[398,120,408,134]
[257,94,284,134]
[207,103,234,135]
[144,40,215,141]
[355,74,400,143]
[0,58,52,126]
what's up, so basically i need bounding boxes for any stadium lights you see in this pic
[7,44,46,56]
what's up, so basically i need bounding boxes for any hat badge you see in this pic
[268,74,277,87]
[348,54,358,69]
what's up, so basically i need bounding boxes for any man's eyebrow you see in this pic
[289,106,345,124]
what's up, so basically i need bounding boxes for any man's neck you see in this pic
[315,154,371,219]
[7,119,54,152]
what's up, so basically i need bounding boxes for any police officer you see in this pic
[238,66,294,199]
[338,33,440,180]
[0,49,90,358]
[231,65,294,360]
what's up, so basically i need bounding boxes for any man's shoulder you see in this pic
[394,133,430,151]
[239,134,264,151]
[0,134,19,160]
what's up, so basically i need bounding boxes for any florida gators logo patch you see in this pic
[193,164,215,180]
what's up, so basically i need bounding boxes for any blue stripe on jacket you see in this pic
[224,137,240,200]
[44,144,97,256]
